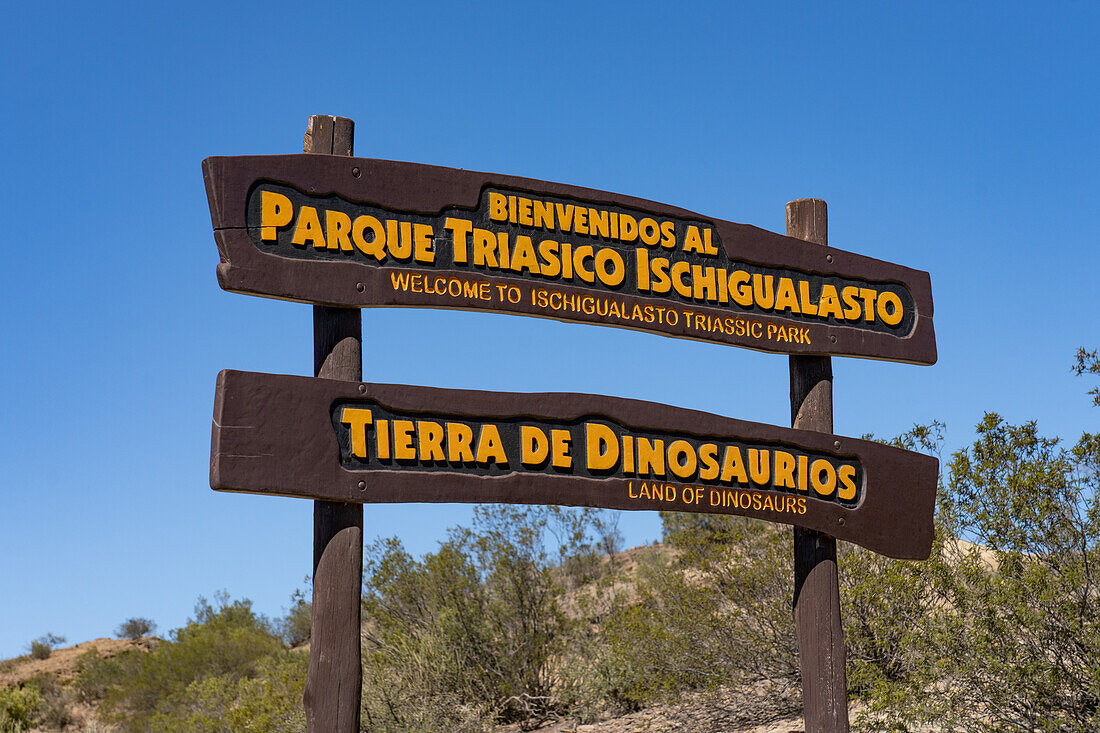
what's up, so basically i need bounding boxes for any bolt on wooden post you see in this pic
[788,198,849,732]
[301,115,363,733]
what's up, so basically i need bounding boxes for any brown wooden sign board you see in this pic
[203,155,936,365]
[212,369,938,559]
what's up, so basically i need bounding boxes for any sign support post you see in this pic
[788,199,849,731]
[301,115,363,732]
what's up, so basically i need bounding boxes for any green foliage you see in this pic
[77,592,290,731]
[927,412,1099,730]
[279,583,311,647]
[600,513,797,711]
[147,652,307,732]
[845,359,1100,731]
[116,617,156,640]
[360,505,614,729]
[28,633,65,660]
[20,673,78,730]
[1074,347,1100,406]
[0,685,42,732]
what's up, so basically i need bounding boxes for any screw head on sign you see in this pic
[834,440,841,449]
[838,517,845,526]
[826,254,834,263]
[356,282,365,292]
[352,167,361,178]
[358,384,367,394]
[829,334,837,343]
[357,480,366,491]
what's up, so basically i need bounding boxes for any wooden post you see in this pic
[302,115,363,732]
[787,198,849,732]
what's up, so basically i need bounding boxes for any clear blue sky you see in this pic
[1,0,1097,659]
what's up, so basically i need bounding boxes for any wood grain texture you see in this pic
[788,198,849,732]
[210,369,939,560]
[302,115,362,733]
[201,154,937,365]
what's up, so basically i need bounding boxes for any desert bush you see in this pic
[601,513,798,709]
[27,674,79,730]
[279,584,311,647]
[78,592,287,731]
[921,413,1098,730]
[73,647,111,703]
[116,617,156,640]
[147,651,307,732]
[0,685,42,732]
[28,633,65,660]
[847,357,1100,731]
[360,505,613,729]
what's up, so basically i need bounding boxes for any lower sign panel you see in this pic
[211,370,938,559]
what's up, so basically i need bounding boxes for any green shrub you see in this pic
[148,651,307,732]
[360,505,612,729]
[27,633,65,660]
[279,584,311,647]
[78,592,287,731]
[600,513,798,709]
[116,617,156,640]
[0,685,42,732]
[845,358,1100,731]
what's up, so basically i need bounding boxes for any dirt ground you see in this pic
[0,637,152,687]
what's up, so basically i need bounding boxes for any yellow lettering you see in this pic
[260,190,293,241]
[683,225,704,253]
[392,420,416,461]
[774,451,797,489]
[520,426,549,466]
[444,217,472,264]
[446,423,475,463]
[877,291,904,326]
[551,429,572,469]
[375,419,390,460]
[837,464,858,501]
[533,200,554,229]
[417,421,445,461]
[748,449,771,485]
[517,197,533,226]
[698,443,720,480]
[720,446,748,483]
[352,215,386,260]
[573,245,595,283]
[488,192,508,221]
[637,437,665,477]
[340,408,373,458]
[413,224,435,264]
[476,424,508,465]
[660,221,676,248]
[585,423,620,471]
[291,205,326,249]
[730,270,752,307]
[818,284,843,318]
[811,459,838,497]
[666,440,697,479]
[325,209,353,252]
[671,261,692,298]
[537,240,560,277]
[639,218,661,246]
[511,235,539,274]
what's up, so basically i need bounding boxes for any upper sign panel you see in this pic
[203,155,936,364]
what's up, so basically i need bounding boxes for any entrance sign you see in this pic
[203,155,936,364]
[212,369,938,560]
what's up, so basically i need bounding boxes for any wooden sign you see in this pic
[212,369,938,559]
[202,155,936,364]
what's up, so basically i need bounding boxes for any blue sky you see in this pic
[1,0,1097,659]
